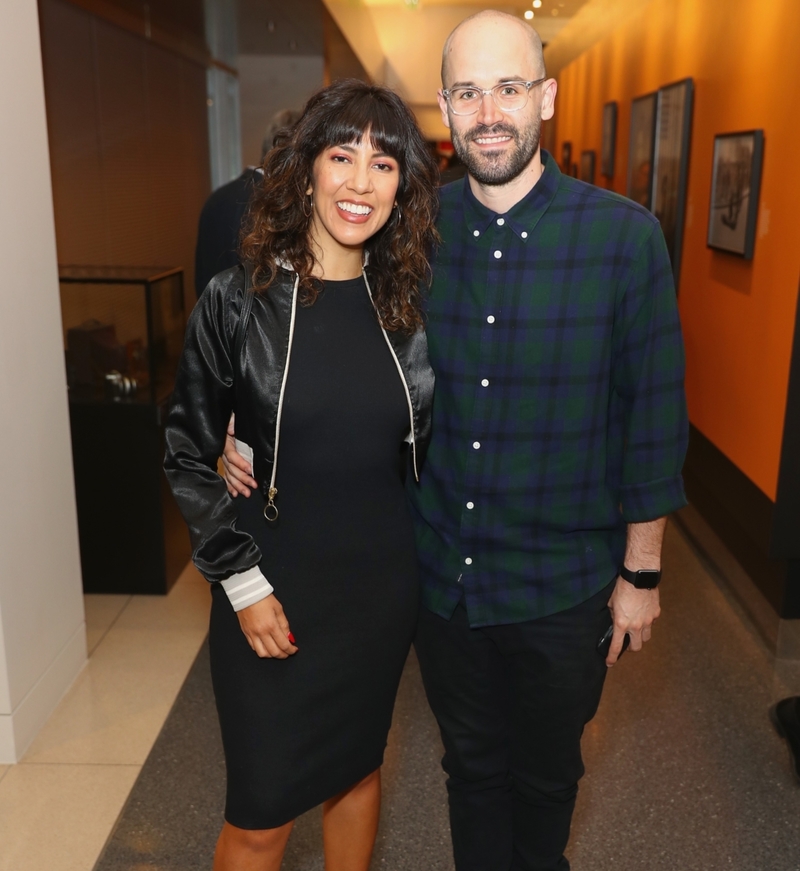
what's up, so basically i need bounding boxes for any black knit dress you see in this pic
[208,275,419,829]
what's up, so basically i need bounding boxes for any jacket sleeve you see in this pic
[164,269,272,603]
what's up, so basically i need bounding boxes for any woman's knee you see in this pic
[327,768,381,807]
[221,820,293,852]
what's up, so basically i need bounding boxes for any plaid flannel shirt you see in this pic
[408,151,688,628]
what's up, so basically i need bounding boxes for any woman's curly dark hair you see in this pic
[240,79,440,333]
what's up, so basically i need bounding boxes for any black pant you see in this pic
[414,581,614,871]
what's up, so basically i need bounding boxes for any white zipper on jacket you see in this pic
[362,270,419,482]
[263,272,300,521]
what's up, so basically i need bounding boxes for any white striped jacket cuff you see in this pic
[220,566,274,611]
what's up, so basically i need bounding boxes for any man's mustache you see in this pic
[465,123,518,143]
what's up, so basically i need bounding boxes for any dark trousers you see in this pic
[414,581,614,871]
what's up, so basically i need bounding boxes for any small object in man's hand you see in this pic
[596,623,630,659]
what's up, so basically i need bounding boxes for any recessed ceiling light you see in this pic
[552,8,559,14]
[533,0,542,7]
[524,9,534,18]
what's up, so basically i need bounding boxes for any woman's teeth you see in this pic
[337,202,372,215]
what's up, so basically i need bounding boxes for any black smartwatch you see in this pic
[619,566,662,589]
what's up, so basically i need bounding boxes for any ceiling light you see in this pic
[533,0,542,7]
[524,9,534,18]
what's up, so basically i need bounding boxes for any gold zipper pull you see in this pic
[263,486,279,523]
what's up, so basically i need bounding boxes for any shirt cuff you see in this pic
[620,474,688,523]
[220,566,274,611]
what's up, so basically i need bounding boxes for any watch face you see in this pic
[636,570,661,588]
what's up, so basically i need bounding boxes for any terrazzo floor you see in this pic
[92,517,800,871]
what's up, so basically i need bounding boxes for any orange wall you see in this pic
[554,0,800,501]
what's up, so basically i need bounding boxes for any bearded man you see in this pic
[408,10,688,871]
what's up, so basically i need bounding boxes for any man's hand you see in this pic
[222,413,258,497]
[605,516,667,666]
[605,577,660,666]
[236,594,298,659]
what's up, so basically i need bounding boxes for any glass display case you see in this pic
[58,266,190,595]
[59,265,185,405]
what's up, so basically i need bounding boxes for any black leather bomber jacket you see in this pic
[164,264,435,584]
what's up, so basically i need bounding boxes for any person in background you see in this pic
[166,80,439,871]
[194,108,301,298]
[770,696,800,783]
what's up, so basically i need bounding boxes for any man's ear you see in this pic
[540,79,558,122]
[437,90,452,130]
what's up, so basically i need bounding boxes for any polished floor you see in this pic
[1,511,799,870]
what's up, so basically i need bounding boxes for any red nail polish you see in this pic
[287,632,296,644]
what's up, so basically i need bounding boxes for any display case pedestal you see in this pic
[59,265,190,594]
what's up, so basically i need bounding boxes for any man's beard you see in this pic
[451,116,541,186]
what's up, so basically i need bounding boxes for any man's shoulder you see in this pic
[553,175,658,235]
[437,178,466,212]
[199,170,258,218]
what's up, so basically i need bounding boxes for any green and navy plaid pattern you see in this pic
[409,152,688,628]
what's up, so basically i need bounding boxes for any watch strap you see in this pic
[620,566,662,588]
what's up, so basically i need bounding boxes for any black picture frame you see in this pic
[651,78,694,284]
[601,101,617,178]
[707,130,764,259]
[580,150,596,185]
[626,91,657,209]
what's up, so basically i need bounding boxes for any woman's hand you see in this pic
[236,595,298,659]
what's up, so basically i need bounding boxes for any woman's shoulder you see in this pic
[202,264,247,307]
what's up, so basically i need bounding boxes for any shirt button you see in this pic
[481,378,489,387]
[464,557,473,565]
[521,231,528,239]
[473,229,480,237]
[487,315,495,323]
[466,501,474,509]
[497,217,505,226]
[493,250,502,259]
[472,441,481,450]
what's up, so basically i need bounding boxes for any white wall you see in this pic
[238,54,325,167]
[0,0,86,763]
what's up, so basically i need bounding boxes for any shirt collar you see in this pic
[461,149,561,240]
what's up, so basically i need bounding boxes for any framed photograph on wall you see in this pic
[626,91,658,209]
[601,101,617,178]
[580,150,596,185]
[651,78,694,283]
[561,141,572,172]
[707,130,764,259]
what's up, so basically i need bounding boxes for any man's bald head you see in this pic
[441,10,546,86]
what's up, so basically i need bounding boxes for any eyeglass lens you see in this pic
[449,83,529,115]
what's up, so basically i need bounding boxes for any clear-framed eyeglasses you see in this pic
[442,78,547,116]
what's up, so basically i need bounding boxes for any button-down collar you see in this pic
[461,151,561,242]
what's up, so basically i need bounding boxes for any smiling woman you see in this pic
[241,79,440,333]
[164,78,439,871]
